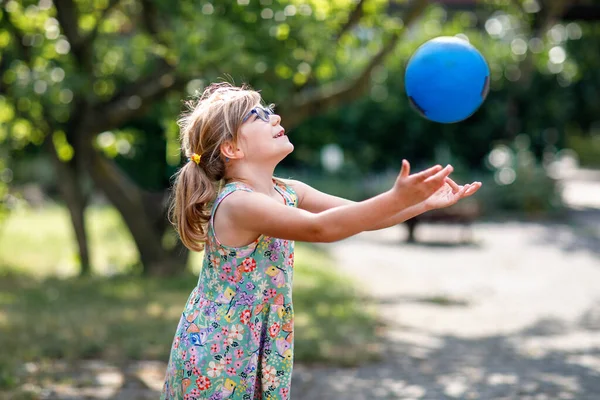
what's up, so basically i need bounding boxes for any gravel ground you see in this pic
[291,172,600,400]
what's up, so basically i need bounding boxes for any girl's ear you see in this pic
[220,140,244,161]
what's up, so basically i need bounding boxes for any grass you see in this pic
[0,205,381,394]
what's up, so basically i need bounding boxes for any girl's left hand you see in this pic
[423,177,482,210]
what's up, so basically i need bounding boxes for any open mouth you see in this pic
[274,130,286,138]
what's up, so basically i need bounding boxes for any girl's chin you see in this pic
[275,145,294,162]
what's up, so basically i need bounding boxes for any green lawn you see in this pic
[0,205,381,393]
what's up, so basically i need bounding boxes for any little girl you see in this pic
[161,82,481,400]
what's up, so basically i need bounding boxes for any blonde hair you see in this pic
[169,82,262,251]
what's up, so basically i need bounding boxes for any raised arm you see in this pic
[282,179,426,231]
[282,175,481,231]
[224,161,453,242]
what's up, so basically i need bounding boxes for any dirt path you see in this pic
[291,173,600,399]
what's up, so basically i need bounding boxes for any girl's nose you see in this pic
[270,113,281,125]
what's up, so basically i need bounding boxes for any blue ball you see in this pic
[405,36,490,124]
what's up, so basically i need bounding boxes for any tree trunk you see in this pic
[44,136,91,276]
[86,148,187,276]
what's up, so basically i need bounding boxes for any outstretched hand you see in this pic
[423,177,482,211]
[392,160,454,209]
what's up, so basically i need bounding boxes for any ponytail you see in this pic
[169,155,224,251]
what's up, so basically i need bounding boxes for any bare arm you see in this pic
[224,161,452,243]
[282,175,481,231]
[282,179,430,231]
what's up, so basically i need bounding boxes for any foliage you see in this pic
[566,134,600,168]
[0,0,405,176]
[1,0,599,276]
[286,7,600,174]
[0,0,431,274]
[3,0,595,187]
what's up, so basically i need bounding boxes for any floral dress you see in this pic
[161,180,297,400]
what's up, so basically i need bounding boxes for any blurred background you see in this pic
[1,0,599,399]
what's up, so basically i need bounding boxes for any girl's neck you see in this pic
[224,165,278,196]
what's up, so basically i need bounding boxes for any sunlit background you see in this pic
[1,0,599,399]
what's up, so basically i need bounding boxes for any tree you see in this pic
[0,0,428,275]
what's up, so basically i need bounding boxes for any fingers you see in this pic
[399,159,410,178]
[423,164,453,185]
[412,164,443,181]
[444,177,461,193]
[462,182,482,197]
[457,184,469,198]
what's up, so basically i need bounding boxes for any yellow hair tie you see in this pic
[189,153,201,164]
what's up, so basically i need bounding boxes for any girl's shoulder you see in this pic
[210,181,253,213]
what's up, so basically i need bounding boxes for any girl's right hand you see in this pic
[391,160,454,208]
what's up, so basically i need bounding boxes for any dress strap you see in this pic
[273,179,299,208]
[208,182,254,235]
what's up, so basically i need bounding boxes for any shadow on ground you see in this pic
[534,207,600,258]
[292,301,600,400]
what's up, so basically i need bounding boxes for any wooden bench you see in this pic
[403,199,481,243]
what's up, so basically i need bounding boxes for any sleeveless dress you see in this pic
[161,180,297,400]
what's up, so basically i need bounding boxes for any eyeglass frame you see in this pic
[242,105,275,124]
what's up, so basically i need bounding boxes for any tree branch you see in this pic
[334,0,367,42]
[54,0,98,74]
[54,0,82,48]
[83,0,121,48]
[282,0,428,129]
[140,0,161,37]
[296,0,367,92]
[82,60,185,136]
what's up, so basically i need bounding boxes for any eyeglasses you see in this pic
[242,106,274,123]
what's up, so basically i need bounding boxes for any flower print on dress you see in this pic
[209,393,223,400]
[241,257,257,272]
[240,309,251,325]
[203,303,218,317]
[280,387,289,399]
[251,271,262,282]
[263,288,277,301]
[269,240,282,252]
[236,292,255,306]
[248,321,263,345]
[196,375,211,391]
[227,325,244,343]
[284,253,294,268]
[269,322,280,338]
[161,181,298,400]
[207,361,223,378]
